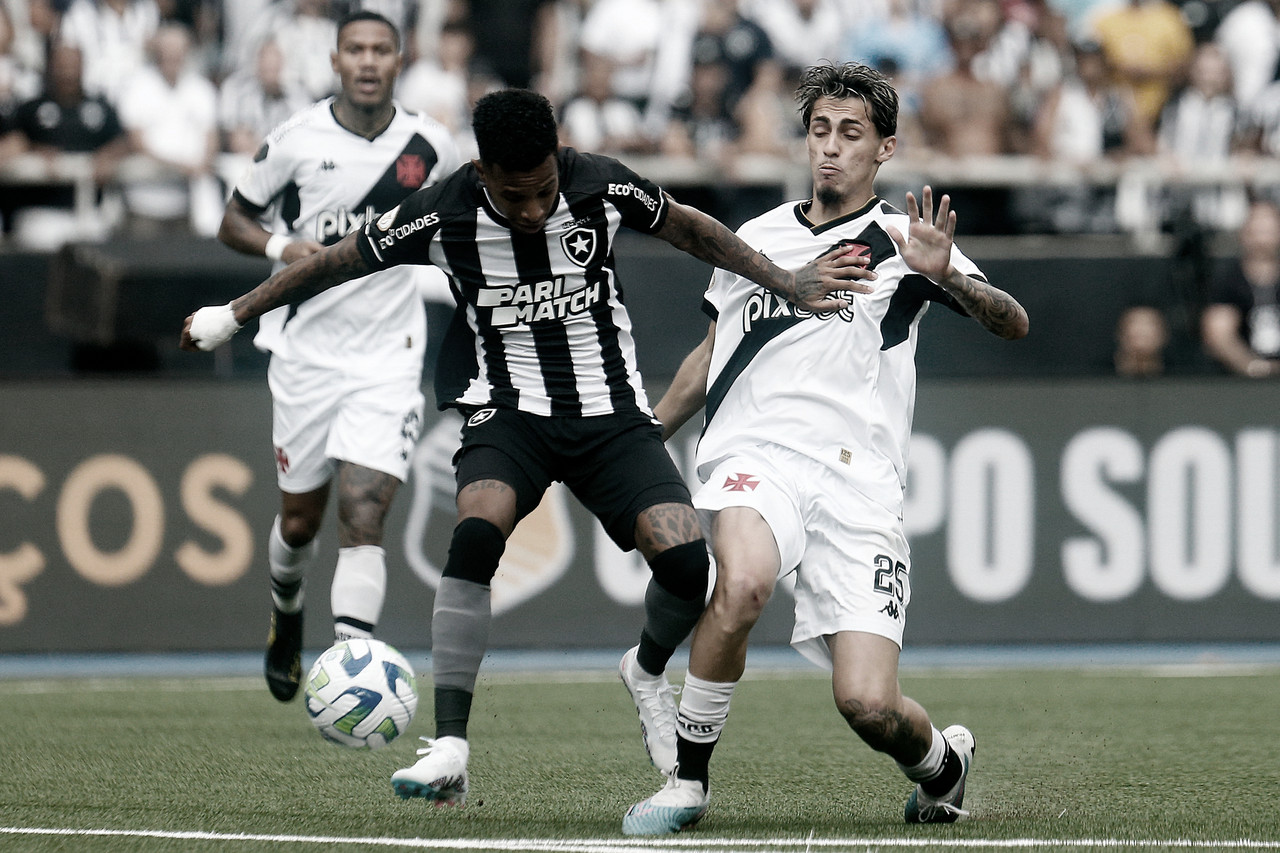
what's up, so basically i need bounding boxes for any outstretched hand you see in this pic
[791,243,877,312]
[886,186,955,282]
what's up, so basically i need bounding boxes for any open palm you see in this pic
[887,186,955,281]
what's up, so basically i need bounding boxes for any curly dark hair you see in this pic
[336,10,399,51]
[472,89,560,171]
[795,61,898,139]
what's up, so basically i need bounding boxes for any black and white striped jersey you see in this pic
[355,147,671,417]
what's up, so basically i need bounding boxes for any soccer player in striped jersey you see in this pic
[213,10,461,702]
[622,62,1029,834]
[182,87,868,803]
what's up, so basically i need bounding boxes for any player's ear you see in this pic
[472,159,486,185]
[876,135,897,163]
[330,49,339,75]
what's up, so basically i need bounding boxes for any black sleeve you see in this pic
[564,148,670,235]
[357,178,452,270]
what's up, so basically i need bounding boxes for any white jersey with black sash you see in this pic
[696,196,983,514]
[233,98,460,371]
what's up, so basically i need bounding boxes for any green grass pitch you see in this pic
[1,662,1278,852]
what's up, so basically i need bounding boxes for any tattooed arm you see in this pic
[655,197,873,312]
[887,187,1029,341]
[180,233,373,351]
[933,266,1030,340]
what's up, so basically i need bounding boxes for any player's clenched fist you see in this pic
[181,302,241,351]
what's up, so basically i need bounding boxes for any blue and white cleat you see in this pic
[622,775,709,835]
[904,724,975,823]
[391,736,469,806]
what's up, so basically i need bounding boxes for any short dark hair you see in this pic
[472,89,559,171]
[795,61,898,139]
[336,10,399,51]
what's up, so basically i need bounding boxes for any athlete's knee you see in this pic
[442,516,507,585]
[337,497,391,547]
[648,539,710,603]
[834,685,906,748]
[708,564,774,626]
[278,509,322,548]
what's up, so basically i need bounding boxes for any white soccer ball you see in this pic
[303,638,418,749]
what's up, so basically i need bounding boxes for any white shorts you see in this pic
[267,355,425,493]
[693,444,910,669]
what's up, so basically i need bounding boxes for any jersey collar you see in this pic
[794,195,880,235]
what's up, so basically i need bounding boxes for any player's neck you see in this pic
[331,99,396,140]
[808,190,877,226]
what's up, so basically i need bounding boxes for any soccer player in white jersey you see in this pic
[213,10,460,702]
[622,61,1030,835]
[181,87,868,803]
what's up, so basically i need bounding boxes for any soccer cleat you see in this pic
[391,736,470,805]
[619,645,678,775]
[264,606,303,702]
[904,724,976,824]
[622,774,710,835]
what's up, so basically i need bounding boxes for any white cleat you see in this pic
[623,774,710,835]
[391,736,469,806]
[904,724,976,824]
[619,645,678,775]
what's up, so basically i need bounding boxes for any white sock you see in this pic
[898,725,948,782]
[268,515,317,614]
[331,545,386,639]
[676,673,736,744]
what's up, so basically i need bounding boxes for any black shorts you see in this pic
[453,406,692,551]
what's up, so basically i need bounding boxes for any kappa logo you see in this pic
[879,600,902,621]
[467,408,497,427]
[273,445,290,474]
[319,160,336,171]
[560,227,597,267]
[723,473,759,492]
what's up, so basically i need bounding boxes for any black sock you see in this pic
[434,686,473,740]
[921,743,962,796]
[674,736,715,791]
[636,629,675,676]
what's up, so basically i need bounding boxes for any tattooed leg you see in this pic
[632,502,709,675]
[331,462,401,638]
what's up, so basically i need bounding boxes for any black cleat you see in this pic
[264,606,303,701]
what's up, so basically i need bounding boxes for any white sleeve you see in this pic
[233,112,305,210]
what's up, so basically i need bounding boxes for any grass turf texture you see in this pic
[1,665,1277,851]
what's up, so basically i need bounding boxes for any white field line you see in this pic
[2,827,1280,851]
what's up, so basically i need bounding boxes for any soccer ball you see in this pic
[303,638,418,749]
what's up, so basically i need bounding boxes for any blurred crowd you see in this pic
[4,0,1280,377]
[4,0,1280,238]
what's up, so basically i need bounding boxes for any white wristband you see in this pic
[264,234,292,261]
[188,302,242,351]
